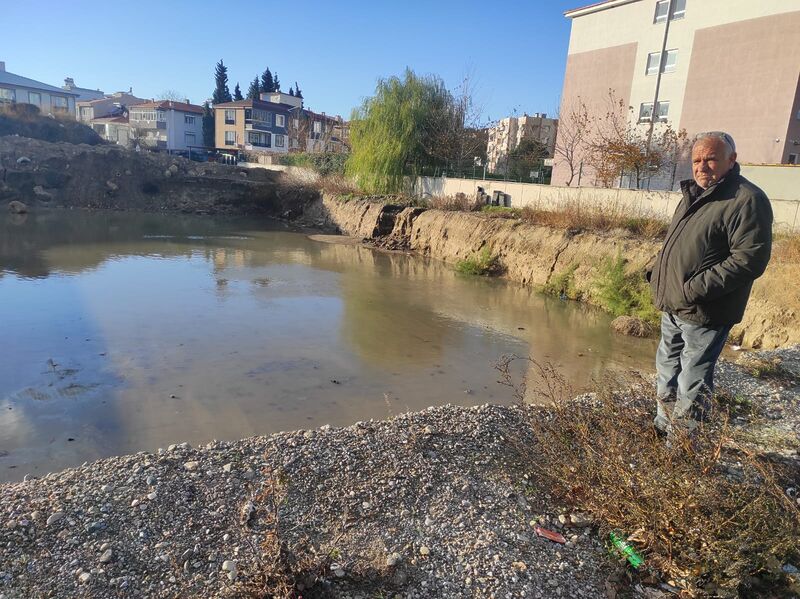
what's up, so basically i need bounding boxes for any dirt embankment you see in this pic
[314,194,799,350]
[0,136,316,216]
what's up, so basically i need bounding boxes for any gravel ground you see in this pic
[1,346,797,599]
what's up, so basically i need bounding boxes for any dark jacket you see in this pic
[647,163,772,326]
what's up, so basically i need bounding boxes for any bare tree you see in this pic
[587,90,688,189]
[158,89,185,102]
[553,98,593,186]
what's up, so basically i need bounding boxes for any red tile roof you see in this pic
[129,100,204,114]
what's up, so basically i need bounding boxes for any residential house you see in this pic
[295,110,349,153]
[76,92,146,146]
[214,98,291,156]
[128,100,204,151]
[0,61,78,116]
[487,113,558,174]
[552,0,800,187]
[77,91,144,124]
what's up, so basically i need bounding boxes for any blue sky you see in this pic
[1,0,580,123]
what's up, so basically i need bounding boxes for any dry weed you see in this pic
[774,232,800,265]
[427,193,481,211]
[495,356,800,597]
[518,200,668,238]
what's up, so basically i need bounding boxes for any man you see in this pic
[647,131,772,434]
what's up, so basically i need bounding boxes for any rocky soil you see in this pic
[1,346,798,599]
[0,136,316,217]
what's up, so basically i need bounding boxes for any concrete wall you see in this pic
[413,174,800,231]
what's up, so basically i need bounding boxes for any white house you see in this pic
[128,100,204,151]
[0,61,78,116]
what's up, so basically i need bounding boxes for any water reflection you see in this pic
[0,210,656,481]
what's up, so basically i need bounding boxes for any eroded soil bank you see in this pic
[304,194,799,350]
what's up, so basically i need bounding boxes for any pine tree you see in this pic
[260,69,274,94]
[233,83,243,101]
[212,60,232,105]
[289,87,295,96]
[273,72,281,92]
[202,101,215,147]
[246,76,260,100]
[295,82,303,99]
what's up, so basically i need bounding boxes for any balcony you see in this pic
[245,121,271,132]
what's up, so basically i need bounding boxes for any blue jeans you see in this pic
[654,313,731,432]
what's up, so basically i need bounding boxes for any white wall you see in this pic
[165,109,203,150]
[413,175,800,231]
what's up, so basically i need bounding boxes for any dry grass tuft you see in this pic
[496,356,800,597]
[736,354,798,384]
[518,199,668,238]
[426,193,481,212]
[774,232,800,265]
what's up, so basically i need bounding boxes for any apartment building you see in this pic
[487,113,558,174]
[214,98,291,155]
[552,0,800,186]
[128,100,204,151]
[256,91,349,154]
[0,61,78,116]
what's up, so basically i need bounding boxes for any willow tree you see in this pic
[346,69,456,193]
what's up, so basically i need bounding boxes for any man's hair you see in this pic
[693,131,736,157]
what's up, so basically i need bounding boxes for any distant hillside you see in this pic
[0,103,104,145]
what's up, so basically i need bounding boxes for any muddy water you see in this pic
[0,211,656,481]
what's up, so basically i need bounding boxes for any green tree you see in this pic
[233,83,243,101]
[212,60,232,105]
[507,138,549,181]
[246,76,260,100]
[295,82,303,99]
[289,87,295,96]
[346,68,455,193]
[260,69,274,94]
[202,101,214,147]
[273,72,281,92]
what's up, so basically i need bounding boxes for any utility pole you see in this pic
[646,0,674,155]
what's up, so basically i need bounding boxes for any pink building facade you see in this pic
[552,0,800,188]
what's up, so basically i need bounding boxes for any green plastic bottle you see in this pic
[609,531,644,569]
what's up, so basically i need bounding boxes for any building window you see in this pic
[788,154,798,165]
[225,130,236,145]
[51,95,69,112]
[28,92,42,107]
[80,106,93,121]
[275,114,285,127]
[313,121,322,133]
[247,131,271,147]
[0,87,15,102]
[225,109,235,125]
[654,0,686,23]
[275,134,285,147]
[184,115,195,125]
[638,101,670,123]
[646,49,678,75]
[156,110,166,122]
[185,132,196,145]
[638,103,654,122]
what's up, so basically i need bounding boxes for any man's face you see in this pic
[692,138,736,189]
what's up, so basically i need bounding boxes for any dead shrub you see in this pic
[238,466,393,599]
[316,174,362,197]
[495,356,800,597]
[427,193,481,211]
[517,199,668,238]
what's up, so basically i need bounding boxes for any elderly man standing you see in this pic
[647,132,772,434]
